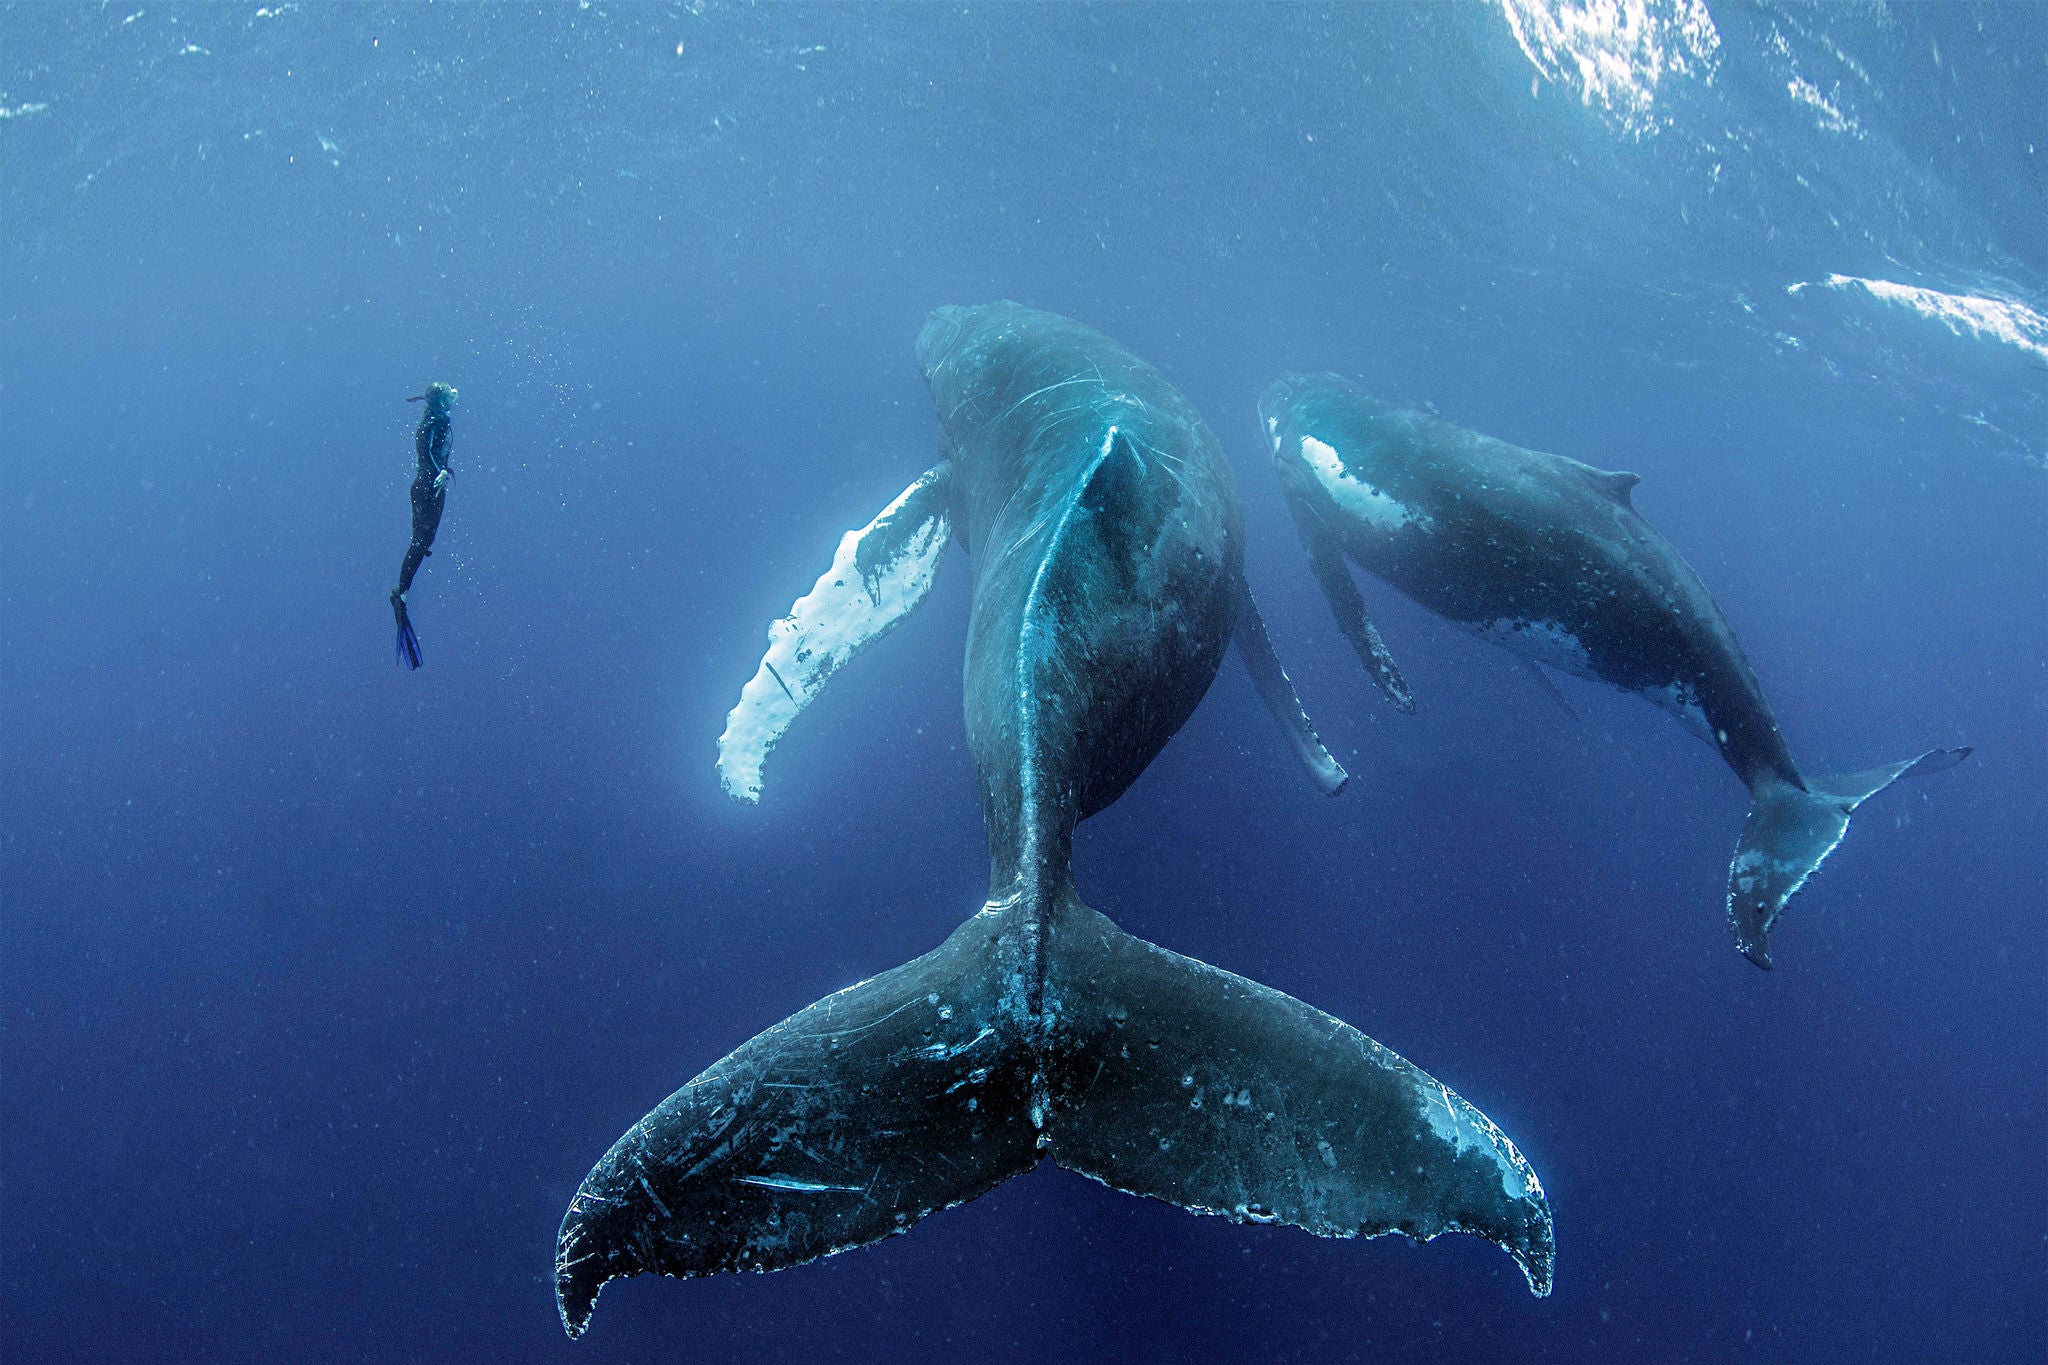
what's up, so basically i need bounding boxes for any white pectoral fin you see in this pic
[717,463,954,802]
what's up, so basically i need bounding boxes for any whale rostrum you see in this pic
[1260,371,1970,969]
[555,307,1553,1338]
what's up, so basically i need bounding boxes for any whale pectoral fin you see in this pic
[1283,494,1415,713]
[717,463,955,802]
[556,910,1041,1338]
[1233,579,1348,795]
[1046,905,1552,1296]
[1517,657,1580,722]
[1727,747,1972,968]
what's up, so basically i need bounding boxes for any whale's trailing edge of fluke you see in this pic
[1729,746,1972,968]
[555,891,1552,1338]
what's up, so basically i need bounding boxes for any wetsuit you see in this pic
[391,383,455,668]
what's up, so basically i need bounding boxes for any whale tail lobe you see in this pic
[1728,746,1971,968]
[556,898,1552,1338]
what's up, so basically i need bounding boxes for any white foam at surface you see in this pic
[1495,0,1719,138]
[717,473,950,803]
[1299,435,1434,534]
[1786,75,1859,136]
[1788,274,2048,363]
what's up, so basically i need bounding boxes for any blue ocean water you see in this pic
[2,3,2042,1360]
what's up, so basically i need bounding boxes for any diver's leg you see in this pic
[391,484,446,667]
[396,540,428,596]
[395,485,445,595]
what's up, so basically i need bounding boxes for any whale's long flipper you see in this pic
[558,899,1552,1336]
[555,908,1039,1338]
[1728,746,1972,968]
[1046,903,1552,1295]
[1278,481,1415,713]
[718,464,954,802]
[1233,581,1348,796]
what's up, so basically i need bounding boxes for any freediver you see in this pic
[390,381,456,669]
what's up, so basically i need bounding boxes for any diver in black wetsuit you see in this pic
[391,381,456,668]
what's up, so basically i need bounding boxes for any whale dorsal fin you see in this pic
[718,462,954,802]
[1589,468,1640,505]
[1072,427,1172,584]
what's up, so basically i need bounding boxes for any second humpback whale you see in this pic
[554,307,1552,1337]
[1260,371,1970,969]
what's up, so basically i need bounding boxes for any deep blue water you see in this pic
[3,4,2043,1361]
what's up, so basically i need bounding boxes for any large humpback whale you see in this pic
[554,307,1552,1337]
[1260,371,1970,969]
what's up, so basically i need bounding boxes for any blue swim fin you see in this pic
[392,591,423,670]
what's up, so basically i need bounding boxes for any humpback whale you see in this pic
[1260,372,1970,969]
[554,307,1552,1337]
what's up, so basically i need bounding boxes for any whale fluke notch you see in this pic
[556,896,1554,1337]
[717,463,954,803]
[1728,745,1973,968]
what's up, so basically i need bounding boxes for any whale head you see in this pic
[1256,375,1308,447]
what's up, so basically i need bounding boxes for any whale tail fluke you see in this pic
[1728,746,1971,968]
[391,591,422,670]
[553,906,1039,1338]
[556,899,1551,1338]
[1043,902,1553,1296]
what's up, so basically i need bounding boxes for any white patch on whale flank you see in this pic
[1298,434,1435,534]
[1641,678,1714,743]
[1474,618,1592,675]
